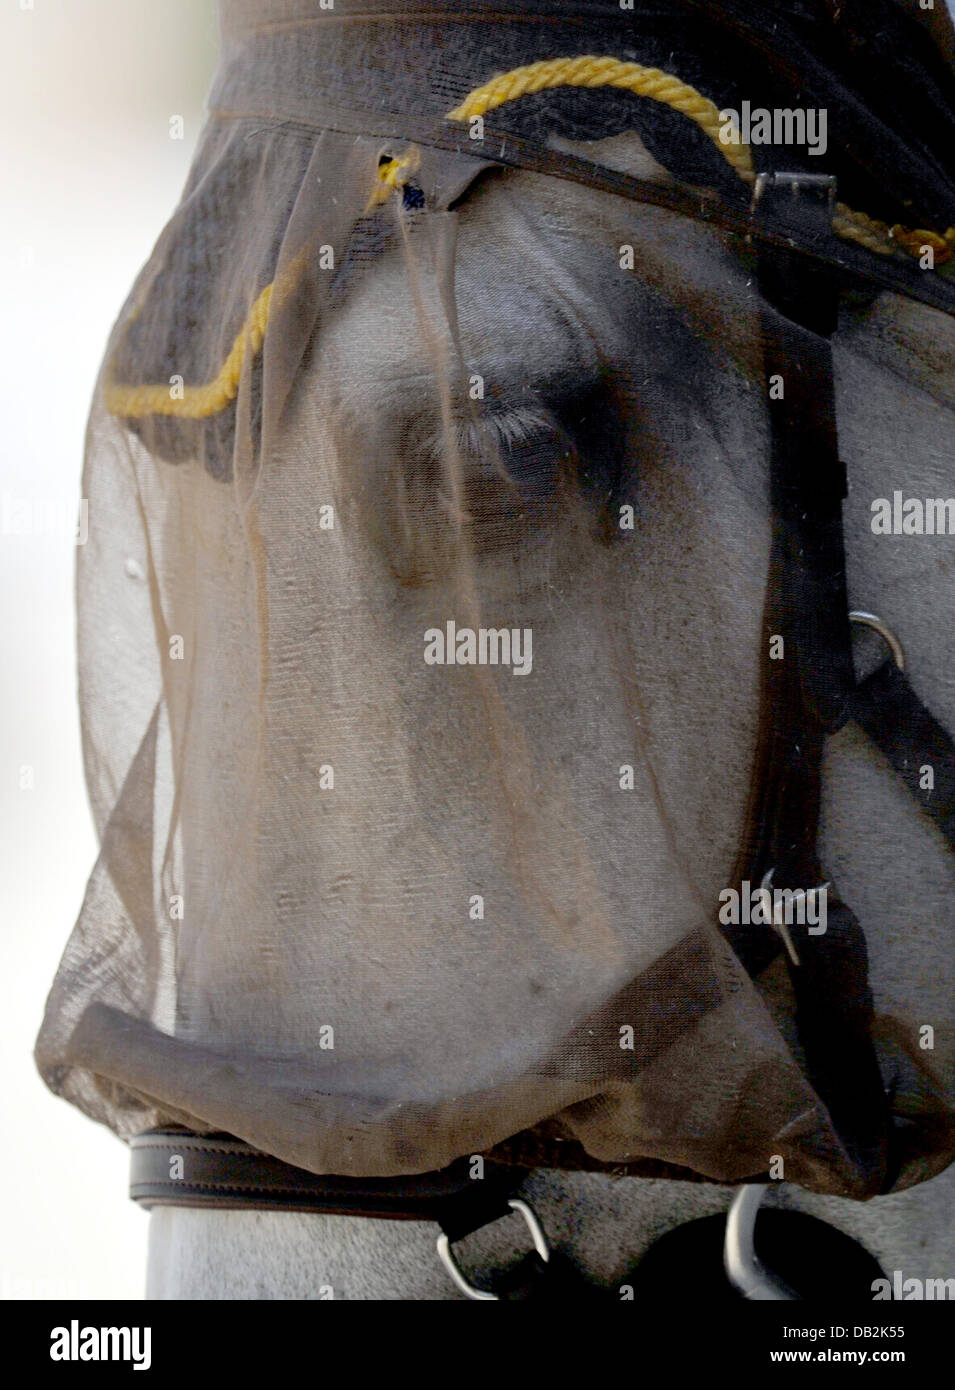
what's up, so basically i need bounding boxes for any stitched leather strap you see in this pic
[852,659,955,850]
[130,1131,519,1234]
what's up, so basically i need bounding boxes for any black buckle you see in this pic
[750,171,839,268]
[750,171,837,222]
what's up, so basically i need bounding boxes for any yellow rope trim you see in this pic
[106,155,424,422]
[104,279,274,420]
[106,58,955,426]
[830,206,955,262]
[447,56,756,185]
[446,55,954,266]
[365,147,422,210]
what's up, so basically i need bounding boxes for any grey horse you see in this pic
[145,93,955,1296]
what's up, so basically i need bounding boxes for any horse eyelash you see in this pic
[423,403,567,464]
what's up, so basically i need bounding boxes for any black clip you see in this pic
[750,171,838,243]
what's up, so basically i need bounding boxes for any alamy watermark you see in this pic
[1,492,87,544]
[718,879,828,933]
[50,1321,151,1370]
[424,621,533,676]
[871,492,955,535]
[872,1272,955,1300]
[719,102,828,157]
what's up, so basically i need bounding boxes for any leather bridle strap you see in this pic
[405,121,955,320]
[721,178,955,1191]
[720,175,890,1189]
[129,1131,517,1229]
[852,659,955,850]
[129,1131,588,1299]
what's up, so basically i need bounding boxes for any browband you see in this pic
[398,118,955,319]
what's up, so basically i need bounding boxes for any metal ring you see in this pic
[436,1198,550,1301]
[849,610,905,672]
[724,1185,797,1300]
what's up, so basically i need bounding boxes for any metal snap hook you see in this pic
[759,868,800,967]
[849,610,906,672]
[436,1198,550,1301]
[758,869,831,967]
[724,1185,798,1300]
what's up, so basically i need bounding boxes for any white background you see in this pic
[1,0,215,1300]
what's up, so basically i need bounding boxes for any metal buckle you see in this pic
[849,610,906,672]
[436,1198,550,1301]
[750,170,838,218]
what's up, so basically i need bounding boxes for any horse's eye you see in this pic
[392,398,599,566]
[449,406,574,509]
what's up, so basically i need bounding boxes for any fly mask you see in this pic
[36,0,955,1228]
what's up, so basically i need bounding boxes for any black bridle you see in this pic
[489,133,955,1197]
